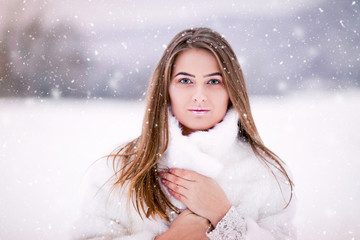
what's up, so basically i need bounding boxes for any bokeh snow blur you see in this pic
[0,0,359,239]
[1,0,359,98]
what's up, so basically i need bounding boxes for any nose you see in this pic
[192,86,207,102]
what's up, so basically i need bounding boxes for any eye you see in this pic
[208,79,222,85]
[179,78,192,84]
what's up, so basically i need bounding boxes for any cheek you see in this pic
[169,87,182,114]
[169,86,187,107]
[212,90,229,111]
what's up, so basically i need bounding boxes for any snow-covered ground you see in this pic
[0,90,359,240]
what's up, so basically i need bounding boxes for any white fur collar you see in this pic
[158,109,240,210]
[159,108,239,178]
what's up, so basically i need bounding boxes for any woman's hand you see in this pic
[159,168,231,227]
[155,209,210,240]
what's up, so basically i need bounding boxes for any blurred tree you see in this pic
[0,0,91,98]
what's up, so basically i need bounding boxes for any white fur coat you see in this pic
[70,109,296,240]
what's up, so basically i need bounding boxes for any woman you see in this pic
[71,27,296,240]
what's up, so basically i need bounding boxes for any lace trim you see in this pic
[206,206,247,240]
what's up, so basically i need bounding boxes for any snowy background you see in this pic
[1,91,360,240]
[1,0,360,239]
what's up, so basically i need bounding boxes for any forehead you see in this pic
[172,48,220,74]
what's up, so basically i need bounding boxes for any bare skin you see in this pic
[155,209,210,240]
[169,48,229,135]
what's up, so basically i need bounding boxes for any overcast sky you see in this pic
[1,0,358,98]
[1,0,326,30]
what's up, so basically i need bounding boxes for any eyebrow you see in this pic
[174,72,195,78]
[204,72,222,77]
[174,72,222,78]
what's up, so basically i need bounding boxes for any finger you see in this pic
[169,168,197,181]
[168,187,187,203]
[159,172,192,188]
[162,177,188,193]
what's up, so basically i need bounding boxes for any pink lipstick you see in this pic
[188,108,210,115]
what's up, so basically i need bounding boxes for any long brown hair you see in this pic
[107,27,294,221]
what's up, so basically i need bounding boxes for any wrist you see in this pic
[209,203,232,227]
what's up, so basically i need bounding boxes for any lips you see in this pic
[188,108,210,115]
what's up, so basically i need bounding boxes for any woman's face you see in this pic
[169,48,229,135]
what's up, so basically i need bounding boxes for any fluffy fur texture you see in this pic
[158,108,239,209]
[71,110,296,240]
